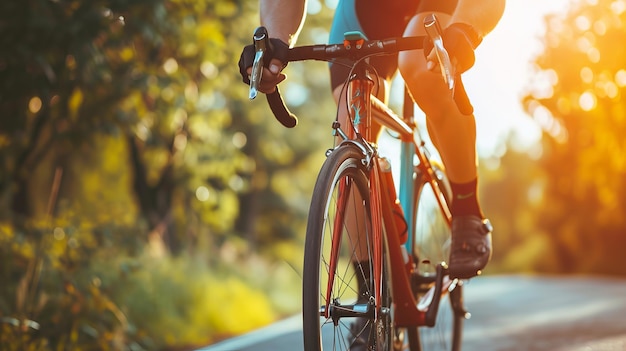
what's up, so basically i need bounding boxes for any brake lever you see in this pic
[247,26,298,127]
[249,27,269,100]
[423,14,456,93]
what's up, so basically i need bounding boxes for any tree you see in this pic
[0,0,256,251]
[0,0,340,254]
[523,0,626,275]
[0,0,324,347]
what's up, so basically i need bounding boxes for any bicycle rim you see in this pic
[303,145,394,351]
[409,162,463,351]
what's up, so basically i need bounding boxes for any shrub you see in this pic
[0,220,288,350]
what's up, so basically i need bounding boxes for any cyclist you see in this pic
[239,0,504,280]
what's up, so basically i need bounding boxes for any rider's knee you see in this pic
[400,64,456,120]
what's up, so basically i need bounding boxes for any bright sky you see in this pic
[465,0,572,158]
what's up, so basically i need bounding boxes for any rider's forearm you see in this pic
[260,0,307,47]
[450,0,506,37]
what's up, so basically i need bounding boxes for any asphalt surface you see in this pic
[199,275,626,351]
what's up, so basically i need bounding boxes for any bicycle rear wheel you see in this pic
[302,144,395,351]
[408,162,464,351]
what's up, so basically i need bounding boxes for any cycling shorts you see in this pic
[329,0,457,90]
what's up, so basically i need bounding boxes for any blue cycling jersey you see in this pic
[328,0,457,89]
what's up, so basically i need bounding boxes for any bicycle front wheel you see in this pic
[409,162,464,351]
[302,145,394,351]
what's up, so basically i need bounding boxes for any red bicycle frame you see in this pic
[323,40,455,328]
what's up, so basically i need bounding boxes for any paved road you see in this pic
[199,275,626,351]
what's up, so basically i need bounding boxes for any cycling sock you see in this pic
[450,178,484,218]
[352,260,371,303]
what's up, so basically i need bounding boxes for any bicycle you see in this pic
[248,14,471,351]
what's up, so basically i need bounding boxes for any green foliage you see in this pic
[0,0,337,244]
[478,147,549,274]
[0,217,144,349]
[0,219,295,350]
[520,0,626,274]
[0,0,339,348]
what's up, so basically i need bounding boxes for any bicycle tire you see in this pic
[302,144,395,351]
[407,162,464,351]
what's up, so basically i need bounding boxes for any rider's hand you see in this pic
[238,38,290,94]
[424,22,482,74]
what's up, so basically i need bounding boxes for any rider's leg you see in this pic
[399,12,477,186]
[398,11,492,279]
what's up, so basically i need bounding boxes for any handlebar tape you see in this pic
[267,88,298,128]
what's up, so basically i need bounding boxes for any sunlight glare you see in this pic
[201,61,218,79]
[576,36,593,53]
[611,0,626,15]
[527,181,544,205]
[579,91,597,111]
[575,15,591,31]
[530,69,558,99]
[284,82,309,107]
[587,47,601,63]
[580,67,593,84]
[606,82,619,99]
[615,69,626,87]
[464,0,573,156]
[229,175,244,192]
[53,227,66,240]
[529,101,568,144]
[163,58,178,75]
[196,186,210,202]
[28,96,42,113]
[232,132,247,149]
[593,20,607,35]
[307,0,322,14]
